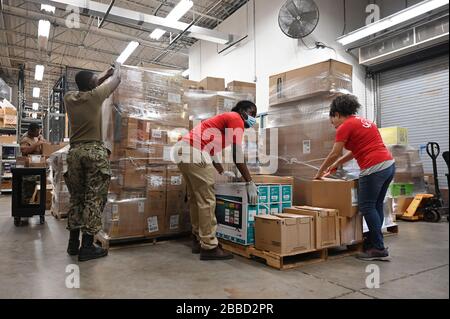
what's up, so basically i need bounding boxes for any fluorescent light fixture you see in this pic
[32,113,38,119]
[181,69,190,77]
[38,20,51,38]
[32,103,39,111]
[116,41,139,64]
[35,65,44,81]
[150,29,167,40]
[41,4,56,14]
[32,87,40,98]
[337,0,449,46]
[149,0,193,40]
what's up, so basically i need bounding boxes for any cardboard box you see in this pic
[226,81,256,96]
[255,213,315,255]
[146,166,167,191]
[165,212,183,233]
[148,144,173,164]
[166,190,188,213]
[269,59,353,106]
[166,165,184,191]
[1,179,12,190]
[251,175,294,186]
[198,77,225,91]
[285,206,340,249]
[183,79,199,90]
[27,155,48,168]
[339,215,363,245]
[119,148,149,168]
[379,127,408,145]
[118,168,146,189]
[120,117,138,149]
[215,183,262,245]
[104,199,146,238]
[296,179,358,217]
[144,191,166,237]
[42,143,68,157]
[0,135,16,144]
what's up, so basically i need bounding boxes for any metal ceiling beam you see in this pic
[35,0,233,44]
[0,29,186,69]
[98,0,116,28]
[2,5,188,55]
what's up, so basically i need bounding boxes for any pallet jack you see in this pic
[401,142,449,223]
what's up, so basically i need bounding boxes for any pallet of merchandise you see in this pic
[219,239,327,270]
[325,241,364,260]
[95,230,190,250]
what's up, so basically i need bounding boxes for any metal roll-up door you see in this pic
[378,54,449,188]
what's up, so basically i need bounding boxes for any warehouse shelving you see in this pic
[0,143,20,194]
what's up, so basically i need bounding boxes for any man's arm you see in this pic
[212,161,224,175]
[20,142,43,156]
[97,67,114,86]
[95,62,122,101]
[232,144,252,183]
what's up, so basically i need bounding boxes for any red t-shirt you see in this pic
[335,116,393,170]
[183,112,245,155]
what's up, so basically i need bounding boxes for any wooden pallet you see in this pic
[219,240,327,270]
[326,242,364,260]
[95,231,190,250]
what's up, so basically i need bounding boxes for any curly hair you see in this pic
[329,94,361,117]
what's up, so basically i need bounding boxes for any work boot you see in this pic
[78,233,108,262]
[200,246,233,261]
[356,248,390,261]
[192,236,200,254]
[67,229,80,256]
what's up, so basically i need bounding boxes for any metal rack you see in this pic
[0,143,20,193]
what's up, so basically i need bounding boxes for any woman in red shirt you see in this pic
[315,95,395,261]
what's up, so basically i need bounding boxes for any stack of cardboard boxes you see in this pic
[259,60,353,184]
[379,127,427,220]
[254,179,363,256]
[102,66,191,239]
[0,100,17,128]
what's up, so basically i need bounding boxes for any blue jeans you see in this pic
[358,164,396,250]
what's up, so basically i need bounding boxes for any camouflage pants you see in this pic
[64,142,111,235]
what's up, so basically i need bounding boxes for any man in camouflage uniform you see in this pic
[19,123,48,204]
[64,63,121,262]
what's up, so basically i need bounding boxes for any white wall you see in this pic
[189,0,418,119]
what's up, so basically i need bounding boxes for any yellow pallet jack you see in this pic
[401,194,435,221]
[400,142,449,223]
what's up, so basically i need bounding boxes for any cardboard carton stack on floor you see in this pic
[0,99,17,128]
[379,127,426,219]
[101,66,191,239]
[48,146,71,217]
[259,60,353,183]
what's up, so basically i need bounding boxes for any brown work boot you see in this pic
[192,237,200,254]
[200,246,234,260]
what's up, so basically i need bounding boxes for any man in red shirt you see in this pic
[176,100,258,260]
[315,95,395,261]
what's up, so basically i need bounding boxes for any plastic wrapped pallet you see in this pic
[48,145,71,218]
[269,59,353,107]
[387,145,426,194]
[99,65,191,240]
[259,96,337,181]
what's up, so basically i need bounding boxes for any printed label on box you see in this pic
[149,175,163,188]
[168,93,182,104]
[152,129,162,139]
[351,188,358,206]
[163,146,172,161]
[170,215,179,230]
[170,175,182,185]
[138,201,144,213]
[145,123,151,133]
[147,216,159,233]
[303,140,311,154]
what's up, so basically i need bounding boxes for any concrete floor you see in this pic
[0,194,448,299]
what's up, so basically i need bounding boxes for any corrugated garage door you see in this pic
[379,54,449,188]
